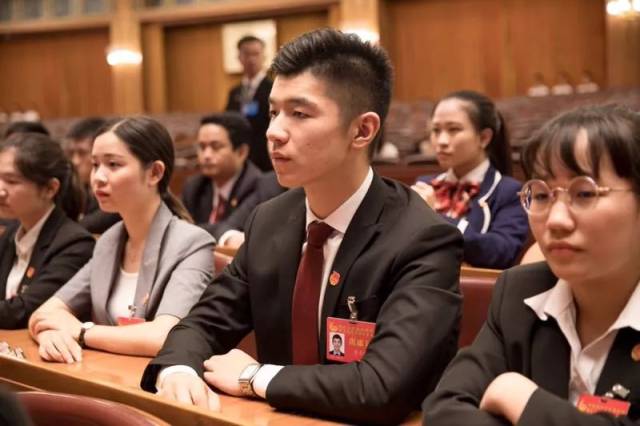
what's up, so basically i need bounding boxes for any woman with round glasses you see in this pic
[411,91,529,269]
[423,104,640,425]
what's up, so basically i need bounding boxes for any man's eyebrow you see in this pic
[269,97,318,108]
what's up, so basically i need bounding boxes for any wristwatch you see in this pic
[238,363,262,398]
[78,321,95,348]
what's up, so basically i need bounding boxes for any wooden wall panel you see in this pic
[607,14,640,89]
[385,0,607,101]
[276,11,328,47]
[0,28,112,118]
[164,10,328,114]
[506,0,605,96]
[385,0,506,101]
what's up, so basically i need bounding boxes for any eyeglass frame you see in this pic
[518,175,633,216]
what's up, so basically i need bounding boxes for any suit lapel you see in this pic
[134,203,172,319]
[530,318,571,398]
[17,209,63,294]
[92,223,126,325]
[196,177,214,224]
[466,166,496,232]
[319,175,385,354]
[273,190,306,357]
[596,327,640,400]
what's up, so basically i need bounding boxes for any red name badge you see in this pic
[326,316,376,363]
[577,394,630,417]
[117,316,146,326]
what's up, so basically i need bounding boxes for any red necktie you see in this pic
[209,195,226,224]
[291,221,334,365]
[431,179,480,219]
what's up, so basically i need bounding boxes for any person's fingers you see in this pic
[61,331,82,362]
[189,382,210,408]
[173,381,195,405]
[206,388,221,411]
[51,333,75,364]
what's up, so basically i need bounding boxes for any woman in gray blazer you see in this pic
[28,117,215,363]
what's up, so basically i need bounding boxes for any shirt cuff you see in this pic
[156,365,199,391]
[457,218,469,234]
[252,364,283,399]
[218,230,246,246]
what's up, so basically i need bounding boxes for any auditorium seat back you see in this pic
[17,391,169,426]
[459,268,499,347]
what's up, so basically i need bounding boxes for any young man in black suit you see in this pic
[181,112,262,239]
[225,35,273,172]
[142,29,463,425]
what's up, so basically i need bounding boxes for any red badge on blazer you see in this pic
[329,271,341,286]
[577,394,630,417]
[25,267,35,279]
[326,317,376,363]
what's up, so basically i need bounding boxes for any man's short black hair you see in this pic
[66,117,107,142]
[237,35,265,50]
[332,334,343,343]
[269,28,393,155]
[199,112,252,150]
[3,121,49,139]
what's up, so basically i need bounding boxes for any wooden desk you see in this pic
[0,330,343,426]
[0,330,420,426]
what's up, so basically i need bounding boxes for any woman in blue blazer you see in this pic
[28,117,215,362]
[0,133,94,329]
[423,105,640,425]
[412,90,529,269]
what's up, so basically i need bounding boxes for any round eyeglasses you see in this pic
[518,176,632,215]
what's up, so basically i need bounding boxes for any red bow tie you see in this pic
[431,179,480,219]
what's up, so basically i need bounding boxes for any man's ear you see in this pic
[235,144,250,162]
[148,161,166,186]
[351,112,381,151]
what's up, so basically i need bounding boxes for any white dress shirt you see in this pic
[524,279,640,404]
[158,168,375,398]
[5,206,54,300]
[241,70,267,102]
[211,169,241,213]
[106,268,139,320]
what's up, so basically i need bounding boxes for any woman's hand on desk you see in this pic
[37,330,82,364]
[157,372,220,411]
[30,308,82,340]
[202,349,257,397]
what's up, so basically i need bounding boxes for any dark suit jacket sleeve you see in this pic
[0,226,95,329]
[265,221,463,425]
[140,210,257,390]
[422,269,514,426]
[457,183,529,269]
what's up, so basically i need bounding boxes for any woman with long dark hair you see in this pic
[412,90,529,269]
[29,117,215,361]
[0,132,95,329]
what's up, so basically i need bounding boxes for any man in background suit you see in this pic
[142,29,462,425]
[64,117,120,234]
[181,112,262,238]
[225,35,273,172]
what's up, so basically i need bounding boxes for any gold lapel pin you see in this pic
[329,271,341,286]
